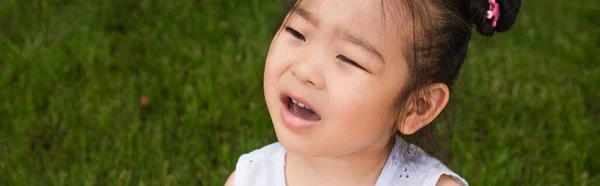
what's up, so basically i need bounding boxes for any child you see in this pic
[227,0,520,185]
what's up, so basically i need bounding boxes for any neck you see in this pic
[285,137,394,186]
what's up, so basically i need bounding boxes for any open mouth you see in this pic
[282,95,321,121]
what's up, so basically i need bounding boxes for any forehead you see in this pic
[293,0,413,59]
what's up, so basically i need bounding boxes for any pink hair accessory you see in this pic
[486,0,500,27]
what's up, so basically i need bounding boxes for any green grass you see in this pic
[0,0,597,185]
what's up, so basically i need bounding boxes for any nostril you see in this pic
[290,64,323,90]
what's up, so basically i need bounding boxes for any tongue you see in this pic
[290,103,321,120]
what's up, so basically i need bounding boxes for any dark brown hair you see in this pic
[273,0,521,164]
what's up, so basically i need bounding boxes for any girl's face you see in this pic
[264,0,411,157]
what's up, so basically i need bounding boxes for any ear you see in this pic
[397,83,450,134]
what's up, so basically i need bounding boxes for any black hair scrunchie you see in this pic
[471,0,522,36]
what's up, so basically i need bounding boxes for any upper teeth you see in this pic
[291,98,309,109]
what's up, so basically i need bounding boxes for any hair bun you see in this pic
[471,0,522,36]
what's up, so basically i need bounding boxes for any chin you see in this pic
[275,130,329,157]
[273,119,351,158]
[269,110,326,157]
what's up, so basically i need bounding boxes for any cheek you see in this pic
[264,43,287,86]
[264,36,293,77]
[263,56,279,85]
[263,37,294,114]
[313,83,397,156]
[326,80,398,136]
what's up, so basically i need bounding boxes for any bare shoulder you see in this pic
[224,171,235,186]
[435,174,461,186]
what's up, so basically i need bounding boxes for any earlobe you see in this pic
[396,83,450,135]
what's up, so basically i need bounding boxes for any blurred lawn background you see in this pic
[0,0,598,185]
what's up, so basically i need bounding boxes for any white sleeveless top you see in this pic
[234,136,468,186]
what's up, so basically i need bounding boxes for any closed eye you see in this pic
[337,55,366,71]
[285,27,306,41]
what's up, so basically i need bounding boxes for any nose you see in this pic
[290,47,326,90]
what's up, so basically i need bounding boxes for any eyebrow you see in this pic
[294,7,384,63]
[341,31,385,63]
[294,7,320,26]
